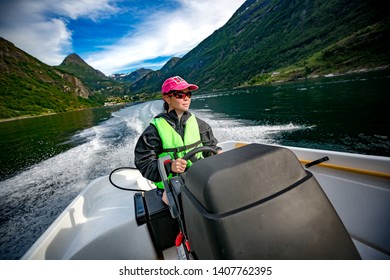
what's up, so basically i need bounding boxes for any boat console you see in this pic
[135,143,360,259]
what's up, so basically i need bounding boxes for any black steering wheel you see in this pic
[182,146,219,161]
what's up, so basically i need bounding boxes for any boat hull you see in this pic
[22,141,390,260]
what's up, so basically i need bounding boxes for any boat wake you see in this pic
[192,108,312,144]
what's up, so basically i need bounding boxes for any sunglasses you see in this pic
[168,91,192,99]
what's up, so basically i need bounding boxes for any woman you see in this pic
[134,76,222,203]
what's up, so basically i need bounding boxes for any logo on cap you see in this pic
[172,76,184,84]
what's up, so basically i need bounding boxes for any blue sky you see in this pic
[0,0,246,75]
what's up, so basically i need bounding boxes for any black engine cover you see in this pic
[181,144,360,259]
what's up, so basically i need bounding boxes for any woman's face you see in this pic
[163,88,192,114]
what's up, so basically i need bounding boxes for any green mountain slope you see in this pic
[132,0,390,93]
[130,57,180,93]
[56,53,108,87]
[0,38,97,119]
[247,18,390,85]
[56,54,132,96]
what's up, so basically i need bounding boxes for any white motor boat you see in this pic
[22,141,390,260]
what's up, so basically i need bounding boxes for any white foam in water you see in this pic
[191,108,309,144]
[0,99,310,259]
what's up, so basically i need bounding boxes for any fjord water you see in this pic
[191,70,390,156]
[0,70,389,259]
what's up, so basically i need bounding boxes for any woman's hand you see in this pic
[171,158,187,173]
[162,190,168,205]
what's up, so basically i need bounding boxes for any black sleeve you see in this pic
[134,124,167,182]
[196,117,222,156]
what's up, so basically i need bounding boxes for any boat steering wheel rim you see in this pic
[181,146,218,161]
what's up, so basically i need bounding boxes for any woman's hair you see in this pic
[163,101,169,112]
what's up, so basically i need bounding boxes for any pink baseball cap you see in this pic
[161,76,199,95]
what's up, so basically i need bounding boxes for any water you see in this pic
[190,71,390,155]
[0,71,389,259]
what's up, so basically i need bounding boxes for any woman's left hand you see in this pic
[171,158,187,173]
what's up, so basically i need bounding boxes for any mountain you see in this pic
[57,53,134,96]
[0,38,96,119]
[131,57,180,93]
[58,53,107,80]
[112,68,153,83]
[132,0,390,93]
[56,54,111,90]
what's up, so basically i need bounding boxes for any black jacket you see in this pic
[134,110,221,182]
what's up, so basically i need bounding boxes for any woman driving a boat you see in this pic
[134,76,222,204]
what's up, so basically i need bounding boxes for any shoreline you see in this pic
[236,65,390,89]
[0,112,58,123]
[1,66,388,123]
[0,104,130,124]
[206,65,390,93]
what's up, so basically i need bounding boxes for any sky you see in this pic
[0,0,246,75]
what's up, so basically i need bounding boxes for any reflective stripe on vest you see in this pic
[151,114,202,189]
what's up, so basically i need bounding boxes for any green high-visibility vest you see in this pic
[151,114,202,189]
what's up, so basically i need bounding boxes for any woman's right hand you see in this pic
[171,158,187,173]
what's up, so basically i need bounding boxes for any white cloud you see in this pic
[21,18,72,65]
[0,0,246,74]
[0,0,119,65]
[52,0,118,20]
[87,0,246,74]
